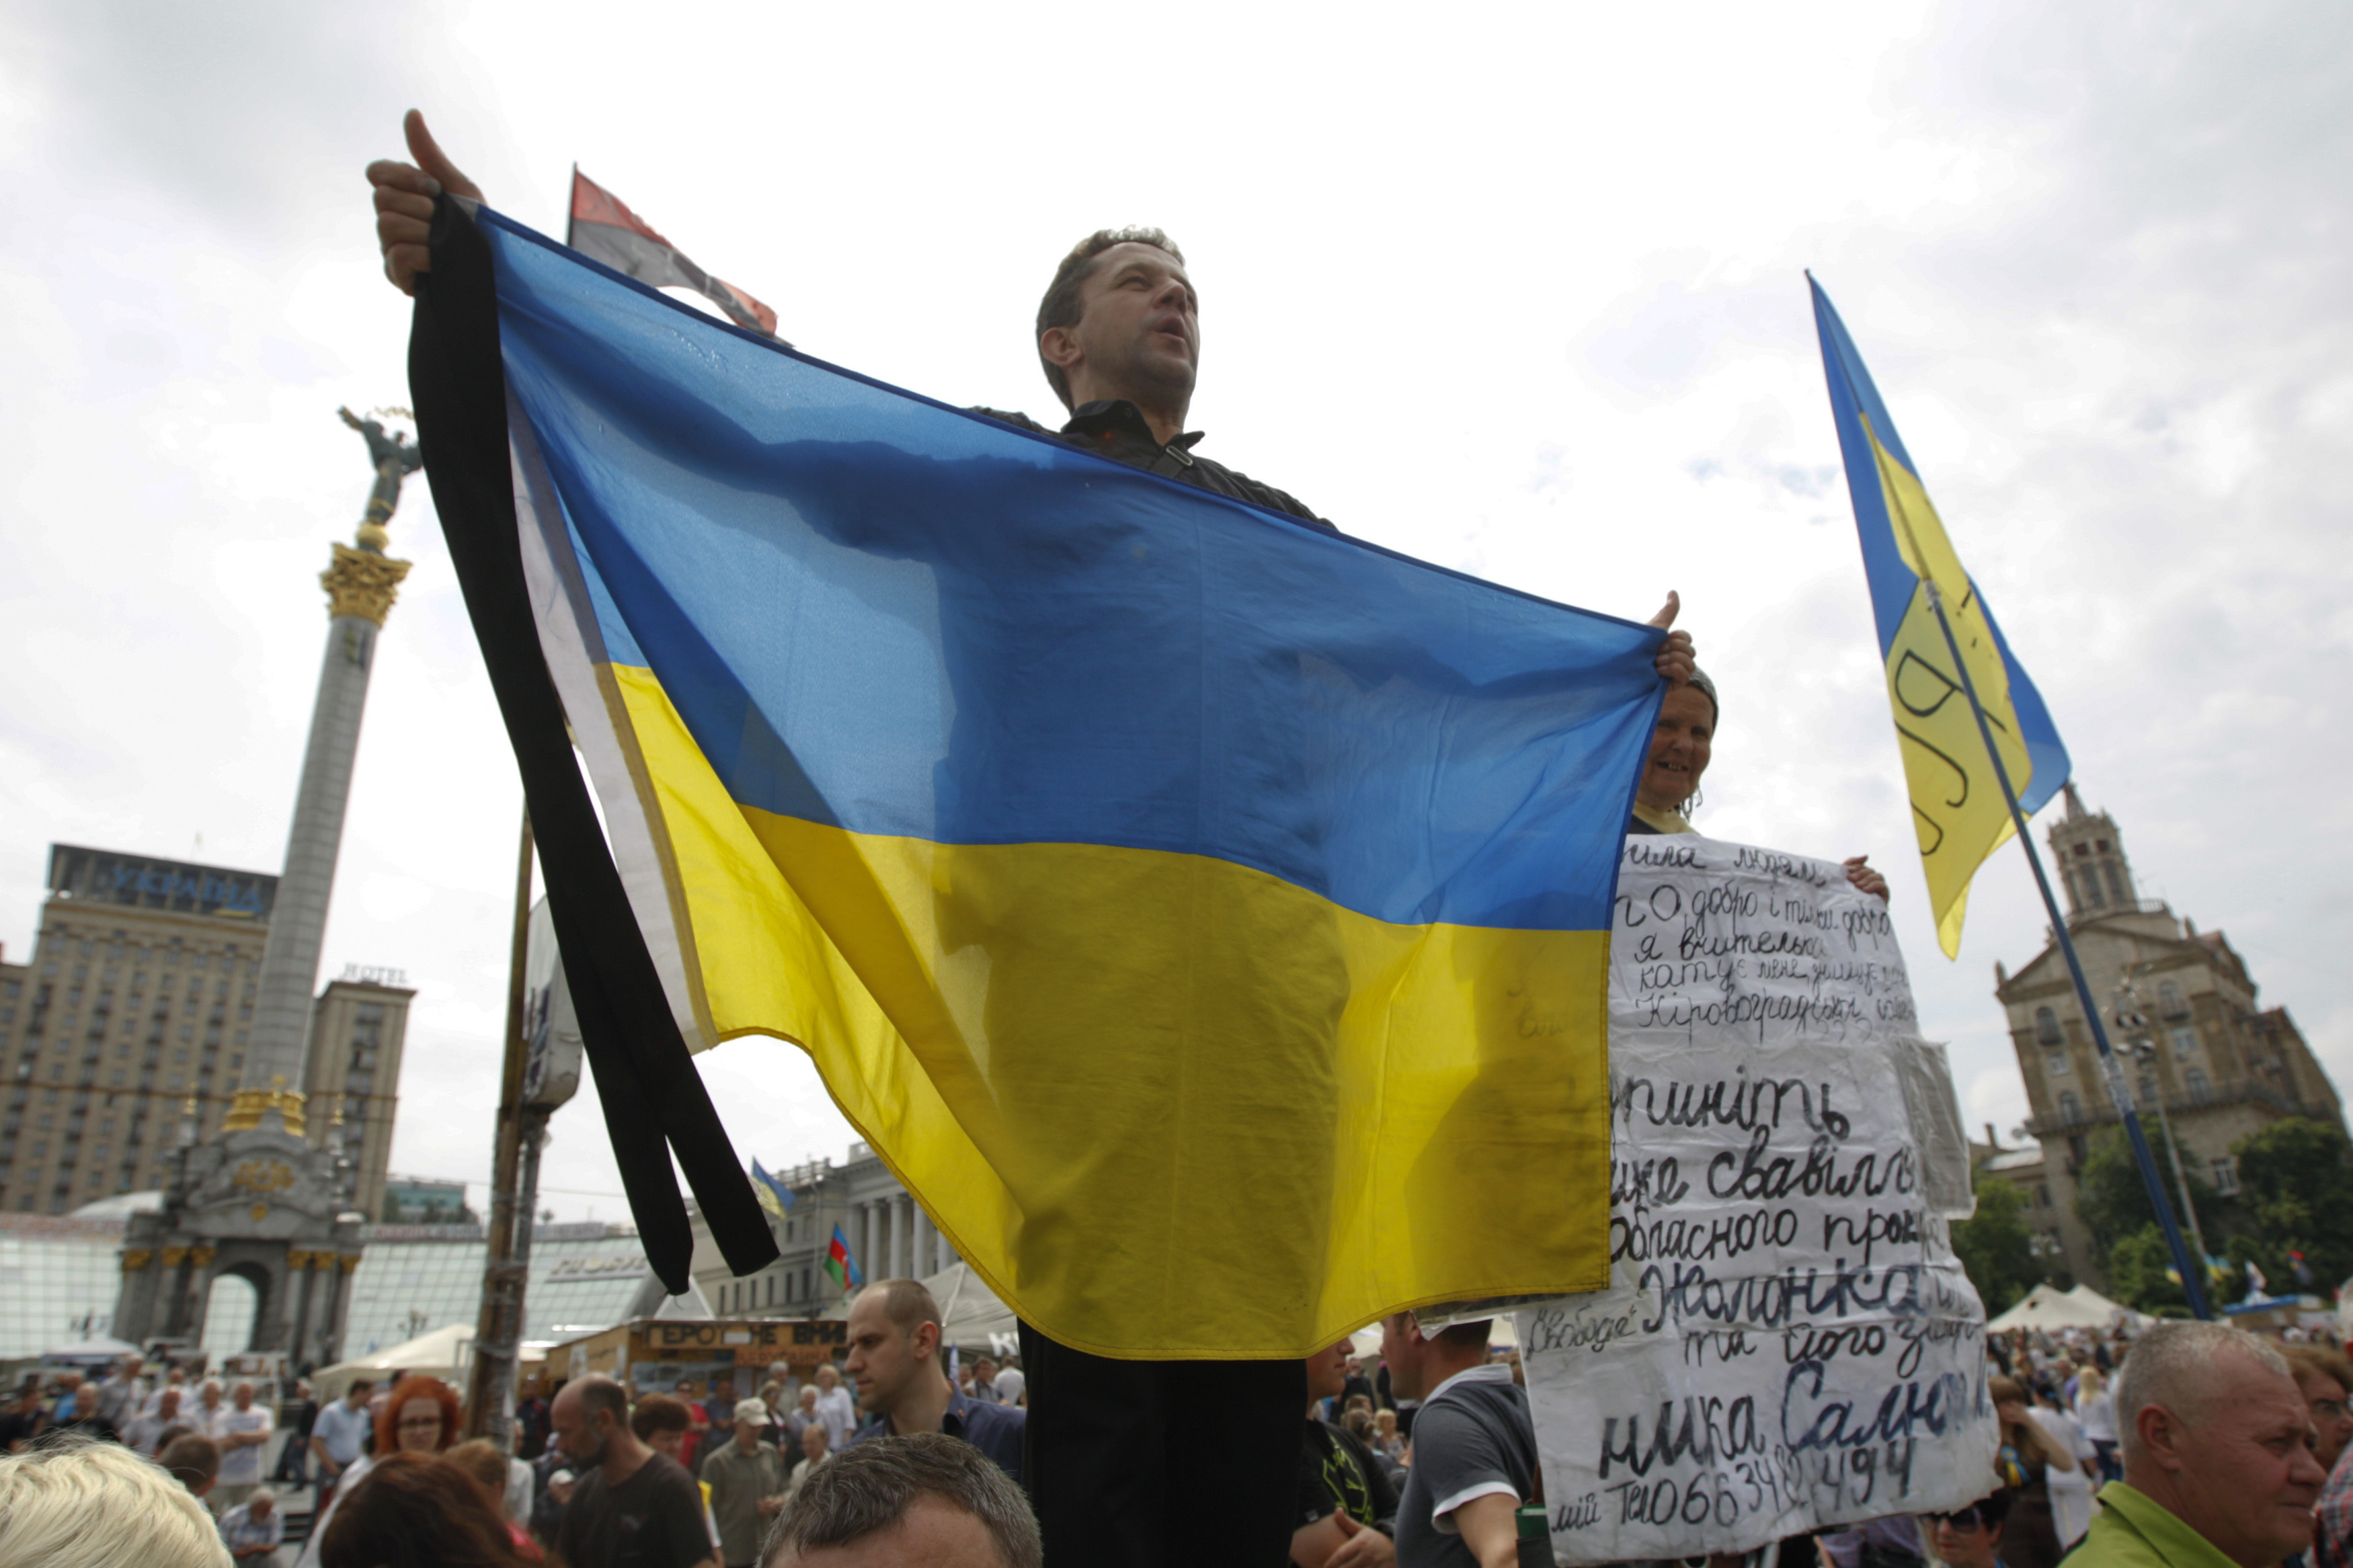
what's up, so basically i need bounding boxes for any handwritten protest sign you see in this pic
[1516,835,1995,1563]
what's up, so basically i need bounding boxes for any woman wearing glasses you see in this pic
[295,1374,465,1568]
[1929,1491,2013,1568]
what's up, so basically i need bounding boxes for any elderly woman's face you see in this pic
[1638,685,1714,813]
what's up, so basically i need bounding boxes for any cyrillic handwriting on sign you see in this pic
[1519,835,1994,1563]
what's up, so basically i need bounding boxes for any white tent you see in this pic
[2065,1284,2146,1326]
[44,1333,141,1364]
[920,1262,1021,1356]
[313,1322,475,1398]
[1987,1282,2117,1333]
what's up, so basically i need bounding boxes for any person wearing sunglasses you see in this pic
[1929,1492,2013,1568]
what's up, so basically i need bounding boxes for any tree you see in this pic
[2073,1122,2225,1276]
[2101,1224,2191,1314]
[1951,1174,2046,1315]
[2233,1118,2353,1294]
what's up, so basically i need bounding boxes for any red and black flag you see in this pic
[567,169,781,339]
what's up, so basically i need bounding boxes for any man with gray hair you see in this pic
[760,1432,1041,1568]
[2070,1320,2326,1568]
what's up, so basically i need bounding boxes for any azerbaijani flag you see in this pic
[824,1225,862,1293]
[1811,278,2071,957]
[409,198,1664,1356]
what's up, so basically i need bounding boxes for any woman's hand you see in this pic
[1844,856,1890,903]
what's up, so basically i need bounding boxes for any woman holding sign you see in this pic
[1626,664,1892,903]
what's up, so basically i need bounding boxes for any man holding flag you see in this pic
[368,110,1694,1565]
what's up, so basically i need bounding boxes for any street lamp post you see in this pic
[2114,983,2210,1268]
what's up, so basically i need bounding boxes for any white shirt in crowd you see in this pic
[813,1384,858,1448]
[215,1402,276,1488]
[311,1395,372,1467]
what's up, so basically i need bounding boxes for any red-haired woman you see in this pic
[294,1374,465,1568]
[318,1450,532,1568]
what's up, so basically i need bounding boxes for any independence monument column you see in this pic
[230,409,418,1130]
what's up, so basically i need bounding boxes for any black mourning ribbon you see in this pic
[407,194,779,1292]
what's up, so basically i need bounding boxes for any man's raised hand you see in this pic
[368,110,483,296]
[1647,589,1697,688]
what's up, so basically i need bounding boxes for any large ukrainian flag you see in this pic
[1810,278,2071,958]
[413,200,1664,1357]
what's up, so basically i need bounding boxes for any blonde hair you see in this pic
[0,1436,231,1568]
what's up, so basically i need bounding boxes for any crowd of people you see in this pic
[15,1282,2353,1568]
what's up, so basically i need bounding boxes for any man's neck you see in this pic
[1413,1350,1493,1401]
[884,1371,955,1439]
[601,1430,656,1487]
[1066,380,1189,448]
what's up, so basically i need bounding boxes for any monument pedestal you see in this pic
[115,1098,363,1369]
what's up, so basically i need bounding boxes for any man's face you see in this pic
[2296,1369,2353,1475]
[802,1423,828,1462]
[2158,1354,2327,1567]
[201,1384,221,1408]
[551,1386,610,1468]
[251,1495,274,1521]
[346,1384,371,1408]
[969,1358,994,1389]
[233,1385,253,1410]
[736,1415,764,1451]
[845,1292,930,1415]
[769,1497,1001,1567]
[1054,242,1199,410]
[159,1391,180,1417]
[1305,1342,1351,1403]
[1380,1315,1429,1403]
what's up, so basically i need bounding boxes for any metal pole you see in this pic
[2145,1091,2208,1264]
[1920,579,2212,1318]
[466,808,536,1440]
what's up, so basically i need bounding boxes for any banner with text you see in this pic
[1517,835,1995,1563]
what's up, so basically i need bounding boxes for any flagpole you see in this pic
[1920,579,2212,1319]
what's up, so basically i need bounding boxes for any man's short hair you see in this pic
[346,1378,374,1395]
[761,1432,1039,1567]
[1034,227,1187,411]
[631,1392,691,1440]
[2115,1321,2291,1463]
[863,1278,945,1341]
[573,1374,629,1428]
[247,1484,277,1506]
[0,1434,229,1568]
[155,1432,221,1493]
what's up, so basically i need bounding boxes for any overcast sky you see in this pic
[3,1,2347,1231]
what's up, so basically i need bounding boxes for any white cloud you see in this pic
[3,0,2348,1233]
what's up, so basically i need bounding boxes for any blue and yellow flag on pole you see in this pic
[749,1159,796,1219]
[1810,278,2071,956]
[411,200,1665,1357]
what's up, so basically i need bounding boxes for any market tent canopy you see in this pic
[1987,1283,2116,1333]
[314,1322,475,1398]
[2065,1284,2141,1323]
[44,1334,141,1363]
[921,1262,1019,1354]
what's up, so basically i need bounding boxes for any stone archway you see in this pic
[201,1260,274,1357]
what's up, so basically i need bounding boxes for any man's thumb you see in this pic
[1335,1512,1363,1536]
[1646,589,1680,631]
[403,109,483,201]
